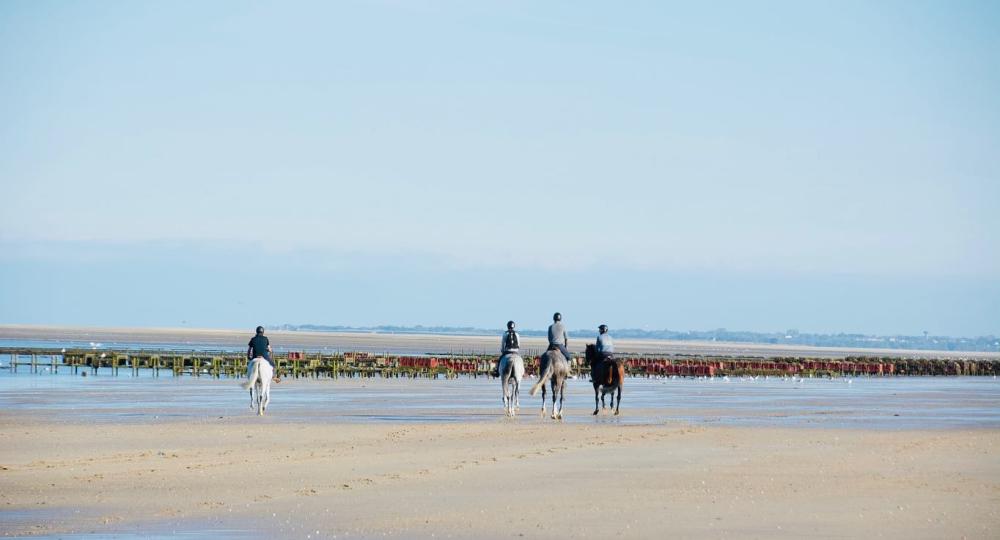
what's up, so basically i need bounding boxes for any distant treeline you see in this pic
[275,324,1000,353]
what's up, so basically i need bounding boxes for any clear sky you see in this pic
[1,1,998,336]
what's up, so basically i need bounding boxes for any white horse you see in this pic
[241,357,273,416]
[498,353,525,416]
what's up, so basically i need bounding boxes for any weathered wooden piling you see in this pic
[2,347,999,379]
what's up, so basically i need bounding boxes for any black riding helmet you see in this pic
[599,324,608,334]
[507,320,515,330]
[255,326,265,335]
[553,312,562,322]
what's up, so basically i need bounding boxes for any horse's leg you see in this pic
[549,375,559,420]
[552,375,562,420]
[512,378,519,416]
[506,379,513,416]
[247,359,258,410]
[540,384,547,416]
[555,379,565,420]
[507,379,513,416]
[262,381,270,415]
[614,383,621,415]
[561,380,566,419]
[256,381,263,416]
[614,365,624,415]
[513,378,519,411]
[501,375,509,415]
[593,385,599,415]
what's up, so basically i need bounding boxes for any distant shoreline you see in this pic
[280,323,1000,354]
[2,324,998,360]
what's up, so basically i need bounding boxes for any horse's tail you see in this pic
[530,357,553,396]
[241,358,260,391]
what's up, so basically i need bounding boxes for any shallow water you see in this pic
[1,370,998,430]
[0,337,483,356]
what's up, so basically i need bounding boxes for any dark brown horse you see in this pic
[585,344,624,415]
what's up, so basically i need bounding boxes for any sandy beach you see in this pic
[2,376,998,539]
[2,418,997,539]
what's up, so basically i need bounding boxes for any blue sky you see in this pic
[1,1,998,335]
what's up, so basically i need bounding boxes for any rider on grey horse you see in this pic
[547,312,572,361]
[498,321,525,415]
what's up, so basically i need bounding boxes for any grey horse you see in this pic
[529,348,570,419]
[498,353,525,416]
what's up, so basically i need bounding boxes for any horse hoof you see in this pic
[550,414,557,420]
[592,410,599,415]
[614,410,620,416]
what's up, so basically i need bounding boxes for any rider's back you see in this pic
[547,322,568,346]
[502,330,520,354]
[249,335,270,360]
[597,333,614,354]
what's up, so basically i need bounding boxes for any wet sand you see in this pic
[3,324,998,359]
[2,377,999,539]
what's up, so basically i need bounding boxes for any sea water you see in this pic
[1,368,997,430]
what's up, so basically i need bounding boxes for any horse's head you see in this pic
[585,344,597,365]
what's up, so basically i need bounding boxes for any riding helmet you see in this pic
[256,325,265,334]
[507,320,515,330]
[553,312,562,321]
[599,324,608,333]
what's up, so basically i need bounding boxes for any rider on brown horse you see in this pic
[588,325,624,415]
[596,324,615,384]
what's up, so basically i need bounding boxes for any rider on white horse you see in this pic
[242,326,275,414]
[248,326,272,368]
[242,326,273,390]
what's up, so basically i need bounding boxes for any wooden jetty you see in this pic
[1,347,998,378]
